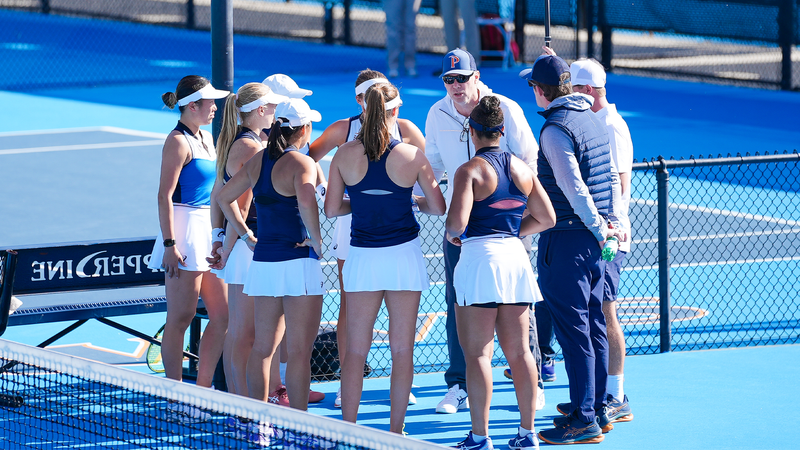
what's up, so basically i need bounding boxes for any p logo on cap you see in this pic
[449,55,460,69]
[441,49,477,77]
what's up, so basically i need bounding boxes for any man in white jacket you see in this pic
[425,48,540,414]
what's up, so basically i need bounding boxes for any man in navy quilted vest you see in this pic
[519,54,625,445]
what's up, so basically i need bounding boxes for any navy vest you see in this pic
[538,103,612,231]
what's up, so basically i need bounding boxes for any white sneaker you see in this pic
[388,69,399,78]
[408,391,417,405]
[334,387,342,408]
[436,384,468,414]
[536,384,546,411]
[166,401,210,423]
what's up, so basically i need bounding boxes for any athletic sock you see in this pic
[607,374,624,400]
[471,433,487,443]
[280,362,287,385]
[519,426,533,437]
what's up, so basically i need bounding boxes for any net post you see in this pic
[40,0,49,14]
[514,0,526,61]
[211,0,234,143]
[0,251,18,338]
[656,157,671,353]
[778,0,795,91]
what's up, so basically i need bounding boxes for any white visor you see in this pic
[355,78,389,96]
[384,95,402,110]
[239,91,289,113]
[275,98,322,128]
[177,84,230,107]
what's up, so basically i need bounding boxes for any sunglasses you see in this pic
[442,73,474,85]
[527,79,538,88]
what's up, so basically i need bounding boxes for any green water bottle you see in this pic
[601,223,618,262]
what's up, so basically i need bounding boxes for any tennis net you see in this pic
[0,339,442,449]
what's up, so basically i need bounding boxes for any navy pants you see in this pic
[537,229,609,424]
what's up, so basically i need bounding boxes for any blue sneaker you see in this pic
[508,431,539,450]
[453,432,494,450]
[541,360,556,382]
[553,407,614,433]
[556,402,571,416]
[503,368,513,380]
[606,395,633,423]
[538,415,604,445]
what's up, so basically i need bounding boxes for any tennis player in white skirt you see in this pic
[209,82,286,398]
[309,69,426,408]
[445,96,555,450]
[324,82,445,434]
[218,98,324,415]
[147,76,230,422]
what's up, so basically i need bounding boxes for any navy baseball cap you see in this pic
[441,49,477,77]
[519,55,571,86]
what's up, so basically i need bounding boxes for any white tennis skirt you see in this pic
[243,258,324,297]
[453,235,540,307]
[330,214,352,260]
[343,237,429,292]
[222,239,253,285]
[147,205,212,272]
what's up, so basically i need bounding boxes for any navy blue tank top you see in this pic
[224,127,261,233]
[251,147,316,262]
[348,139,420,248]
[465,147,527,239]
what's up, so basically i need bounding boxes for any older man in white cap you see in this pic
[569,58,634,426]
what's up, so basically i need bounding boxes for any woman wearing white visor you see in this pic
[308,69,425,408]
[148,76,229,422]
[218,99,325,418]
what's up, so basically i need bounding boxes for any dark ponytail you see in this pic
[265,118,302,160]
[470,95,504,141]
[162,75,209,112]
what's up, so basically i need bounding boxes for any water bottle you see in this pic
[601,223,618,262]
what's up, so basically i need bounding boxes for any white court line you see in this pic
[0,140,164,155]
[634,227,800,244]
[0,126,167,139]
[626,255,800,272]
[632,198,800,227]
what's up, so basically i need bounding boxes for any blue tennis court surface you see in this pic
[2,9,799,449]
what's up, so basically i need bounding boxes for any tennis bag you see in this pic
[310,331,373,381]
[310,330,340,381]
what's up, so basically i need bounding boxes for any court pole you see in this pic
[656,157,671,352]
[211,0,234,142]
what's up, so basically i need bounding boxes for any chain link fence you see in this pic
[312,152,800,378]
[2,0,797,90]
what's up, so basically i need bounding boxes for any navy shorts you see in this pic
[602,250,628,302]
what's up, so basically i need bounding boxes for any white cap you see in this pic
[177,83,230,107]
[239,90,288,113]
[262,74,312,98]
[274,98,321,127]
[569,59,606,88]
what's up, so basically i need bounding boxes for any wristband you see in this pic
[163,239,176,247]
[315,182,328,202]
[240,230,254,242]
[212,227,226,243]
